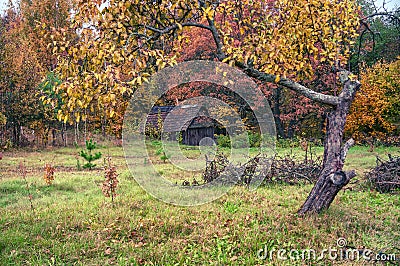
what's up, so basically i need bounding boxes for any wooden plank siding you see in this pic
[182,127,215,146]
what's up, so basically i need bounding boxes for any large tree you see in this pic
[53,0,394,214]
[0,0,73,146]
[0,3,44,145]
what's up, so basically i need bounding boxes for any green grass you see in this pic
[0,144,399,265]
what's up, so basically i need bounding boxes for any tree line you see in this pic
[0,0,399,148]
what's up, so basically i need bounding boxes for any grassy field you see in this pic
[0,143,399,265]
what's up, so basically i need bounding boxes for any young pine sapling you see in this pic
[80,139,102,170]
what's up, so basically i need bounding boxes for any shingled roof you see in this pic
[146,105,214,132]
[145,106,175,129]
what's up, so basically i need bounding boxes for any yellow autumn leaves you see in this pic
[346,58,400,141]
[220,0,360,80]
[50,0,361,124]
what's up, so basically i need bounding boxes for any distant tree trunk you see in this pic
[0,126,3,145]
[287,119,296,139]
[74,121,79,144]
[52,128,56,146]
[43,126,50,147]
[101,117,105,137]
[84,108,87,141]
[64,123,68,146]
[272,86,286,138]
[61,122,67,147]
[298,76,360,214]
[102,115,107,137]
[12,123,21,146]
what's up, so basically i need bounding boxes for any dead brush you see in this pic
[102,157,119,202]
[18,161,35,215]
[203,153,230,183]
[264,154,322,185]
[202,152,322,186]
[366,154,400,193]
[43,163,55,185]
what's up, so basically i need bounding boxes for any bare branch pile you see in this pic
[202,153,230,183]
[202,153,322,186]
[264,155,322,185]
[366,155,400,194]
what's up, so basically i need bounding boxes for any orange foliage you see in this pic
[175,21,217,61]
[43,163,55,185]
[346,58,400,141]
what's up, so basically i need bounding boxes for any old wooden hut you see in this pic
[146,105,216,146]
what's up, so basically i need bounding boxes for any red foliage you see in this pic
[176,24,217,61]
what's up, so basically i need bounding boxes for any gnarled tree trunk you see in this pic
[241,65,362,214]
[298,73,361,214]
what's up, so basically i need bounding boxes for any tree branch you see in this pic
[340,138,355,162]
[362,12,400,24]
[237,63,340,106]
[206,17,225,60]
[142,22,211,35]
[344,170,357,181]
[336,69,362,100]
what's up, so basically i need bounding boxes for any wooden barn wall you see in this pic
[182,127,215,146]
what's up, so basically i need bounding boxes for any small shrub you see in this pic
[177,132,183,144]
[223,201,239,214]
[102,157,119,202]
[151,140,162,147]
[145,111,163,139]
[248,132,261,148]
[231,134,249,148]
[276,137,301,149]
[18,162,35,214]
[145,125,159,139]
[155,147,163,155]
[43,163,55,185]
[79,139,102,170]
[216,134,231,148]
[160,151,170,163]
[76,155,82,170]
[216,132,262,148]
